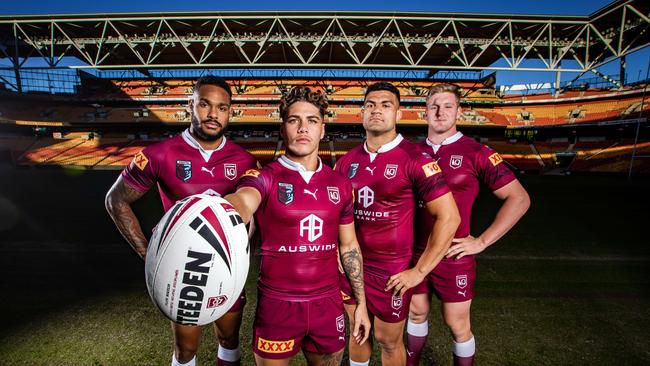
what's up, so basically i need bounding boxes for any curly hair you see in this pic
[193,75,232,101]
[279,86,329,122]
[427,83,461,103]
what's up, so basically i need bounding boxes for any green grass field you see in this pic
[0,165,648,365]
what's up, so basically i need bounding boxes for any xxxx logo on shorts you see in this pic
[257,337,295,353]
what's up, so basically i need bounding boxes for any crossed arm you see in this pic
[385,191,460,296]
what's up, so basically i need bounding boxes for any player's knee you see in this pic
[174,345,198,363]
[443,315,471,341]
[409,301,430,323]
[218,335,239,349]
[374,331,402,354]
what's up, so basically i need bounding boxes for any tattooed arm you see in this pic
[339,222,370,345]
[105,175,148,259]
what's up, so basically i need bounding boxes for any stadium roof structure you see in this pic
[0,0,648,74]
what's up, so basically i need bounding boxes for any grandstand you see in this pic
[0,1,648,176]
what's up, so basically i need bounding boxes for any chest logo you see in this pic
[176,160,192,182]
[299,214,323,242]
[224,163,237,180]
[348,163,359,179]
[358,186,375,208]
[384,164,398,179]
[450,155,463,169]
[201,166,215,177]
[365,166,376,175]
[303,188,318,200]
[278,182,294,205]
[327,186,340,204]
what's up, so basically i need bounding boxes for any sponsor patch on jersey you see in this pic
[450,155,463,169]
[422,161,442,177]
[133,151,148,171]
[278,182,294,205]
[243,169,260,178]
[176,160,192,181]
[327,186,340,204]
[384,164,398,179]
[348,163,359,179]
[257,337,295,354]
[223,163,237,180]
[489,152,503,166]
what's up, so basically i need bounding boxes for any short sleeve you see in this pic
[121,148,157,193]
[475,145,516,191]
[236,167,271,201]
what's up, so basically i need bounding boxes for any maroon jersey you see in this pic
[122,130,257,211]
[335,134,450,276]
[414,132,516,255]
[237,156,354,301]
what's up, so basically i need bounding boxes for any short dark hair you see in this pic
[428,83,461,103]
[193,75,232,101]
[364,82,400,104]
[279,86,329,121]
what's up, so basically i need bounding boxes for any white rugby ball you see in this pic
[145,194,249,326]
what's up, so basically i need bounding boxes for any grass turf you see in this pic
[0,166,648,365]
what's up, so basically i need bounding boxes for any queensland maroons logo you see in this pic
[224,163,237,180]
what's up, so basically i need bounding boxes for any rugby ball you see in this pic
[145,194,249,326]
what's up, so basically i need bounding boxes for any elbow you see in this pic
[105,191,119,218]
[519,191,531,215]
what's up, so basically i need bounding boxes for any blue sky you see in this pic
[0,0,647,89]
[0,1,615,15]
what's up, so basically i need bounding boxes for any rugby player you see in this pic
[406,83,530,366]
[335,82,460,366]
[225,86,371,366]
[105,76,257,366]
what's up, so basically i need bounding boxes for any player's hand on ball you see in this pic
[385,268,425,297]
[446,235,486,260]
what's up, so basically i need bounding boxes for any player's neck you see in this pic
[365,129,398,153]
[428,126,458,145]
[284,151,320,171]
[191,131,224,151]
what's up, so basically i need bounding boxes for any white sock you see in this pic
[218,345,241,362]
[172,354,196,366]
[350,360,370,366]
[452,336,476,358]
[407,319,429,337]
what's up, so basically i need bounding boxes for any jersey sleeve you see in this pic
[121,148,157,193]
[339,178,354,225]
[409,152,451,203]
[476,145,516,191]
[236,167,271,201]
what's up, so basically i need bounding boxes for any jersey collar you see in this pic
[426,131,463,153]
[364,133,404,162]
[278,155,323,184]
[182,128,227,162]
